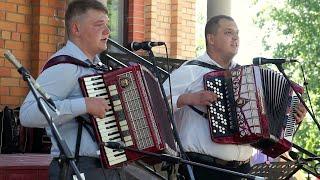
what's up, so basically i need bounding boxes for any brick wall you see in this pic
[144,0,196,59]
[0,0,66,109]
[1,0,197,108]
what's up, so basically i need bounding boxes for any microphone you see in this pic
[253,57,298,65]
[4,50,56,108]
[130,41,165,51]
[288,151,300,160]
[104,141,125,149]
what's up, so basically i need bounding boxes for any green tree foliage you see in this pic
[252,0,320,154]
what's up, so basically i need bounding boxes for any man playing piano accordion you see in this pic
[163,15,306,180]
[20,1,128,179]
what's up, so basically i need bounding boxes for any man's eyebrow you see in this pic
[94,19,107,24]
[224,28,239,33]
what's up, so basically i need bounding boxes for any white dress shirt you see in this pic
[163,52,252,161]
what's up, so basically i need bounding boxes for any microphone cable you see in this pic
[164,43,174,117]
[299,62,315,118]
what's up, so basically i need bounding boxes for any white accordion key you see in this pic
[86,88,107,94]
[114,105,123,112]
[103,147,127,165]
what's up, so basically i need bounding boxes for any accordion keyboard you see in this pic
[83,75,133,166]
[79,64,177,167]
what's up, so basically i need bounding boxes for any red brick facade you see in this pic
[0,0,196,108]
[0,0,66,108]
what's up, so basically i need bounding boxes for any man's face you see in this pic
[76,9,110,56]
[211,19,239,59]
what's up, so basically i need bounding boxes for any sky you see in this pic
[230,0,271,65]
[196,0,272,65]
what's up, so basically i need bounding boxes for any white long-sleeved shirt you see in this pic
[163,52,252,161]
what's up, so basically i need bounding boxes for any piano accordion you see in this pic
[203,65,303,158]
[79,64,176,168]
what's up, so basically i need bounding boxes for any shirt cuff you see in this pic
[70,98,87,116]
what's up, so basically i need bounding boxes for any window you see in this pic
[107,0,126,45]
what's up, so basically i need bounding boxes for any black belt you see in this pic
[186,152,250,168]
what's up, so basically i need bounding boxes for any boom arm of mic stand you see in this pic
[105,53,128,68]
[116,145,264,180]
[23,73,83,180]
[107,39,169,76]
[276,64,320,131]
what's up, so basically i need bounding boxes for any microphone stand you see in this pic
[275,64,320,131]
[146,49,195,180]
[104,143,264,180]
[20,68,83,180]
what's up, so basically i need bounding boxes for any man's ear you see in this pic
[71,22,80,37]
[206,34,215,46]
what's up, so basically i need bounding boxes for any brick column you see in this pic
[31,0,66,77]
[127,0,145,43]
[0,0,32,107]
[145,0,196,59]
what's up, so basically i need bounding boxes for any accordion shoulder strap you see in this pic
[74,116,95,162]
[185,60,225,70]
[42,55,92,72]
[185,60,241,70]
[188,105,208,119]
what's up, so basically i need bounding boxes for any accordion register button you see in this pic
[123,135,132,142]
[125,141,133,146]
[114,105,123,111]
[120,125,129,131]
[108,84,117,90]
[119,120,127,126]
[113,100,121,106]
[109,90,118,96]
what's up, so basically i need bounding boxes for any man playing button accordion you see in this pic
[163,15,306,180]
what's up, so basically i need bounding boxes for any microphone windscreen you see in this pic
[288,151,299,160]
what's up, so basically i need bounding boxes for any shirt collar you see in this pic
[51,40,102,65]
[198,52,237,69]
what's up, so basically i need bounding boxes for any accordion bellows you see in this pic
[204,65,303,158]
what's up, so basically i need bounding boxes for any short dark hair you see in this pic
[65,0,108,38]
[205,15,234,46]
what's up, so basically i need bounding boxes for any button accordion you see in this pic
[79,64,176,168]
[203,65,303,158]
